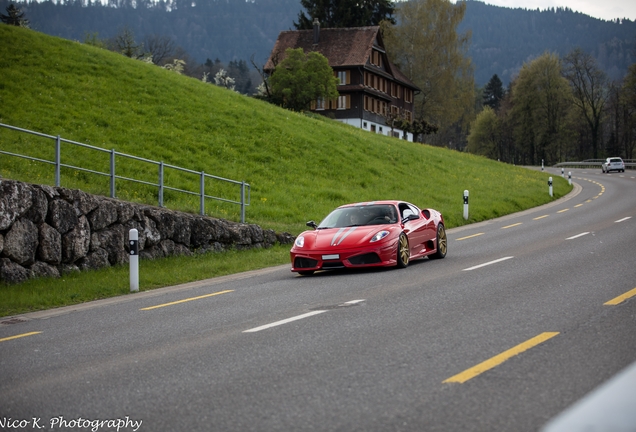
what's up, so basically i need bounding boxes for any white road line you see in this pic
[566,232,590,240]
[463,256,514,271]
[244,311,327,333]
[243,299,366,333]
[615,217,632,223]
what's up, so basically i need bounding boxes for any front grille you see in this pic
[294,257,318,269]
[348,253,381,265]
[322,261,345,269]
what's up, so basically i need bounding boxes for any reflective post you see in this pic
[548,177,553,197]
[463,190,469,220]
[541,159,544,171]
[561,167,565,177]
[568,171,572,186]
[129,229,139,292]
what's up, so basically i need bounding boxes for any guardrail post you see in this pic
[463,190,469,220]
[568,172,572,186]
[55,135,61,187]
[110,149,116,198]
[158,161,164,207]
[241,181,246,223]
[200,171,205,215]
[548,177,553,197]
[129,228,139,292]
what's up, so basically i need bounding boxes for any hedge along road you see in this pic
[0,167,634,432]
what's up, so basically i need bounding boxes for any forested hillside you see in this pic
[461,0,636,85]
[2,0,635,86]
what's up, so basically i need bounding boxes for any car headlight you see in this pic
[370,230,389,242]
[295,236,305,247]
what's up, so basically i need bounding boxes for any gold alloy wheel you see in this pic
[398,233,410,267]
[438,225,447,256]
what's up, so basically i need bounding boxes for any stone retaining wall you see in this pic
[0,179,294,284]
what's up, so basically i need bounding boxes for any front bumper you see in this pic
[290,240,398,273]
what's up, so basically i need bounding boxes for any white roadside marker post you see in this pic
[561,167,565,177]
[568,171,572,186]
[548,177,553,197]
[463,190,469,220]
[129,228,139,292]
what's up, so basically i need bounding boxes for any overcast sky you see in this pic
[464,0,636,21]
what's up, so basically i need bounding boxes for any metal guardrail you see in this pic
[0,123,250,222]
[554,159,635,170]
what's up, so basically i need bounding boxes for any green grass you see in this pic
[0,26,571,316]
[0,245,291,317]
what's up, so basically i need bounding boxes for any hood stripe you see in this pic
[336,227,357,246]
[331,228,346,246]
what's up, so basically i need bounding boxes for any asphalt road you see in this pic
[1,167,635,432]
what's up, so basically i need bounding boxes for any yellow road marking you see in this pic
[456,233,484,241]
[533,215,549,220]
[502,223,522,229]
[140,290,234,310]
[604,287,636,306]
[574,204,583,208]
[443,332,559,384]
[557,209,569,213]
[0,331,42,343]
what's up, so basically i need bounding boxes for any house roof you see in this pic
[265,26,420,91]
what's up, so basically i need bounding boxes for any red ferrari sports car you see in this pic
[290,201,447,275]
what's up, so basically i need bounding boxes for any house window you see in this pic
[316,97,325,110]
[404,88,413,103]
[337,95,350,110]
[337,71,349,85]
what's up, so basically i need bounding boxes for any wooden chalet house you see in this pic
[264,19,421,141]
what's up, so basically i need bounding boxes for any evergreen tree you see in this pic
[294,0,395,29]
[1,3,29,27]
[483,74,504,111]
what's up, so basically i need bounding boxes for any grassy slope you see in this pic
[0,25,570,236]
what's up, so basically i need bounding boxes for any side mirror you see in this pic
[306,220,318,230]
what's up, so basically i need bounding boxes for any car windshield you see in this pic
[318,204,399,229]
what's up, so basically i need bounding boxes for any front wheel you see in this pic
[430,224,447,260]
[396,233,410,268]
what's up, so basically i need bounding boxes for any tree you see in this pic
[214,69,236,91]
[381,0,474,143]
[110,25,144,59]
[1,3,29,27]
[562,48,609,159]
[269,48,339,112]
[467,106,500,159]
[483,74,504,111]
[294,0,395,29]
[143,34,176,66]
[621,63,636,159]
[511,52,572,165]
